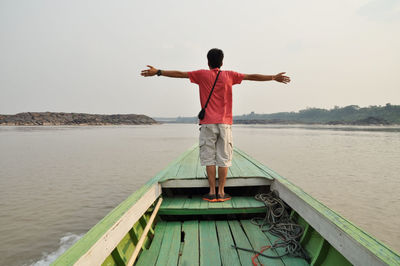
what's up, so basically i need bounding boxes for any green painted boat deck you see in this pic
[53,145,400,266]
[136,219,309,266]
[159,196,267,215]
[158,146,274,182]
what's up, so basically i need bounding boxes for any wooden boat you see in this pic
[53,145,400,266]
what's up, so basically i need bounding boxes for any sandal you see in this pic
[218,193,232,202]
[202,193,218,202]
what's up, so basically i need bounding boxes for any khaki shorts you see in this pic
[199,124,233,167]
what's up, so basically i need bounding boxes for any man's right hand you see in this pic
[141,65,158,77]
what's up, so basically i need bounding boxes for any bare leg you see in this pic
[206,165,216,195]
[217,167,228,196]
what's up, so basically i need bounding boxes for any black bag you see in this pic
[198,108,206,120]
[198,70,221,120]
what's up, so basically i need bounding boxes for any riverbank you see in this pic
[0,112,157,126]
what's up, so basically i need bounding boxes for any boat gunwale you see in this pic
[52,145,197,265]
[53,144,400,266]
[234,148,400,266]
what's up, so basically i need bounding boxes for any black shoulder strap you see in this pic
[203,70,221,109]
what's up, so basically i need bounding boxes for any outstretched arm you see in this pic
[140,65,189,78]
[243,72,290,84]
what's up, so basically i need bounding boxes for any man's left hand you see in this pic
[274,72,291,84]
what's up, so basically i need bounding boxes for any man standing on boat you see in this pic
[141,48,290,202]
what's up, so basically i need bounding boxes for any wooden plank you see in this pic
[229,154,243,177]
[199,198,209,209]
[159,159,185,181]
[231,197,253,208]
[115,232,135,264]
[199,221,221,266]
[221,198,234,209]
[228,220,257,266]
[158,207,266,216]
[245,196,266,208]
[208,200,225,209]
[158,145,199,182]
[216,221,241,266]
[227,167,234,178]
[156,221,182,266]
[165,197,187,209]
[231,151,267,178]
[101,254,117,266]
[161,177,271,188]
[240,220,284,266]
[136,221,167,266]
[127,198,163,266]
[179,220,199,266]
[232,148,274,180]
[195,155,207,179]
[176,148,199,179]
[71,184,161,266]
[183,197,202,209]
[160,197,174,209]
[159,196,266,215]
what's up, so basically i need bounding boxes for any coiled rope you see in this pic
[232,192,310,265]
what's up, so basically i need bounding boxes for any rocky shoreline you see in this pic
[0,112,158,126]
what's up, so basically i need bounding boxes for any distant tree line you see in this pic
[234,104,400,125]
[172,104,400,125]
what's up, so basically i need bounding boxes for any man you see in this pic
[141,48,290,202]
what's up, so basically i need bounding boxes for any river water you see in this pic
[0,124,399,265]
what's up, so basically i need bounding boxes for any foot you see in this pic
[217,193,231,202]
[202,193,218,202]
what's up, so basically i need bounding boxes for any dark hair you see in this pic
[207,48,224,68]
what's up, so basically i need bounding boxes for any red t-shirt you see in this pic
[188,68,244,124]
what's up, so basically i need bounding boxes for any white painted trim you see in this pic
[127,197,163,266]
[74,183,161,266]
[161,177,272,188]
[271,179,386,266]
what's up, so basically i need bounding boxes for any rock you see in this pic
[0,112,158,126]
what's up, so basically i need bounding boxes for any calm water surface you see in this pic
[0,124,399,265]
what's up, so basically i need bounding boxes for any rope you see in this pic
[252,246,270,266]
[232,192,310,265]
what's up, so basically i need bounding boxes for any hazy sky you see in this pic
[1,0,399,117]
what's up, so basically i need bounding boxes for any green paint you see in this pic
[54,145,400,266]
[156,221,181,266]
[110,249,125,266]
[240,220,284,266]
[176,147,199,178]
[101,254,117,266]
[199,220,221,266]
[234,148,400,266]
[216,221,241,266]
[159,207,266,215]
[183,196,202,209]
[228,220,257,266]
[159,196,266,215]
[179,220,199,266]
[158,146,273,182]
[52,145,196,266]
[116,232,134,263]
[321,245,352,266]
[136,221,167,266]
